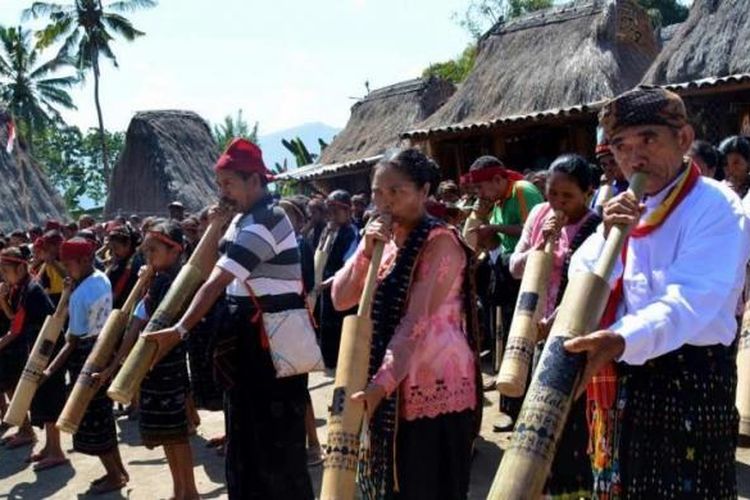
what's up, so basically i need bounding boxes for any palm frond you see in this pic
[35,15,75,49]
[107,0,157,13]
[23,2,69,20]
[97,41,118,67]
[37,75,79,87]
[102,13,145,40]
[28,54,72,79]
[38,85,77,109]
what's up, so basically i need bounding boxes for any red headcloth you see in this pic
[44,219,62,232]
[214,138,273,181]
[460,166,524,186]
[60,237,96,261]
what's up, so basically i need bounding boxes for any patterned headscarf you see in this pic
[599,86,688,140]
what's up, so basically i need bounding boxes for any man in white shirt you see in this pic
[566,86,750,498]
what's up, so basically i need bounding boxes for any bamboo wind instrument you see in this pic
[488,173,647,500]
[496,238,555,397]
[4,287,72,427]
[593,182,615,212]
[320,238,386,500]
[736,285,750,437]
[107,214,229,405]
[463,211,482,252]
[308,224,336,310]
[57,266,154,434]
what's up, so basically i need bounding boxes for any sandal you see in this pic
[205,436,225,448]
[33,457,70,471]
[25,451,46,463]
[89,477,126,495]
[5,434,36,449]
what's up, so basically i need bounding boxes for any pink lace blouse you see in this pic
[332,227,477,421]
[509,203,599,318]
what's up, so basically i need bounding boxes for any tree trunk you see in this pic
[93,55,110,187]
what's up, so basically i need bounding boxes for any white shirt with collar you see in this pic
[570,171,750,365]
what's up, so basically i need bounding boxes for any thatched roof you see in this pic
[412,0,658,135]
[277,76,455,182]
[643,0,750,84]
[0,109,68,232]
[319,76,455,165]
[105,110,219,217]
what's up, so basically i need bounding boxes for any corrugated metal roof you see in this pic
[402,102,604,140]
[402,73,750,140]
[274,155,383,182]
[661,73,750,92]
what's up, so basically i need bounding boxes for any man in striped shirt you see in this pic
[146,138,314,500]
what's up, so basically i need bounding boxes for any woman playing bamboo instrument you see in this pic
[508,154,601,498]
[332,148,481,499]
[98,221,197,500]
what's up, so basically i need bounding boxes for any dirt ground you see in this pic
[2,368,750,499]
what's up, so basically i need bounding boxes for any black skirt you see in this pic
[394,410,475,500]
[221,296,313,500]
[0,339,28,393]
[187,304,224,411]
[30,338,66,427]
[619,343,738,499]
[139,342,189,448]
[69,337,117,456]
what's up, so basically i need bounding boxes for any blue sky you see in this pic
[2,0,473,135]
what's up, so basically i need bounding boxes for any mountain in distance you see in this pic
[258,122,340,171]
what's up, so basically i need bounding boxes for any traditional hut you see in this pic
[642,0,750,141]
[276,76,455,193]
[0,109,68,232]
[403,0,659,177]
[105,110,219,217]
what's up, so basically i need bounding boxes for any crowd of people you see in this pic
[0,85,749,499]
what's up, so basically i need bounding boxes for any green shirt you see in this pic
[489,180,544,256]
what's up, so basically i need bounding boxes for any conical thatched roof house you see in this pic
[105,110,219,217]
[643,0,750,85]
[404,0,658,175]
[277,76,455,193]
[0,109,68,232]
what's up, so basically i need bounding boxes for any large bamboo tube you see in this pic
[463,211,482,251]
[308,224,336,310]
[107,214,229,405]
[496,239,554,397]
[4,287,71,426]
[488,173,646,500]
[57,266,154,433]
[320,238,385,500]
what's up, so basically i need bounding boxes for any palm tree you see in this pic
[0,25,77,152]
[213,109,260,150]
[25,0,156,180]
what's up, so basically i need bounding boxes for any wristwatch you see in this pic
[175,323,189,341]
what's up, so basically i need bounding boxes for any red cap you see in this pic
[60,237,96,261]
[44,219,62,232]
[214,138,273,180]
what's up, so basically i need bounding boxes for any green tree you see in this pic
[213,109,259,150]
[35,124,124,211]
[423,45,477,84]
[453,0,552,39]
[25,0,156,182]
[637,0,690,28]
[0,25,77,152]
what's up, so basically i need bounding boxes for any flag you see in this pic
[5,119,15,154]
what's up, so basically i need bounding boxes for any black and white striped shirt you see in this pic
[217,195,303,298]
